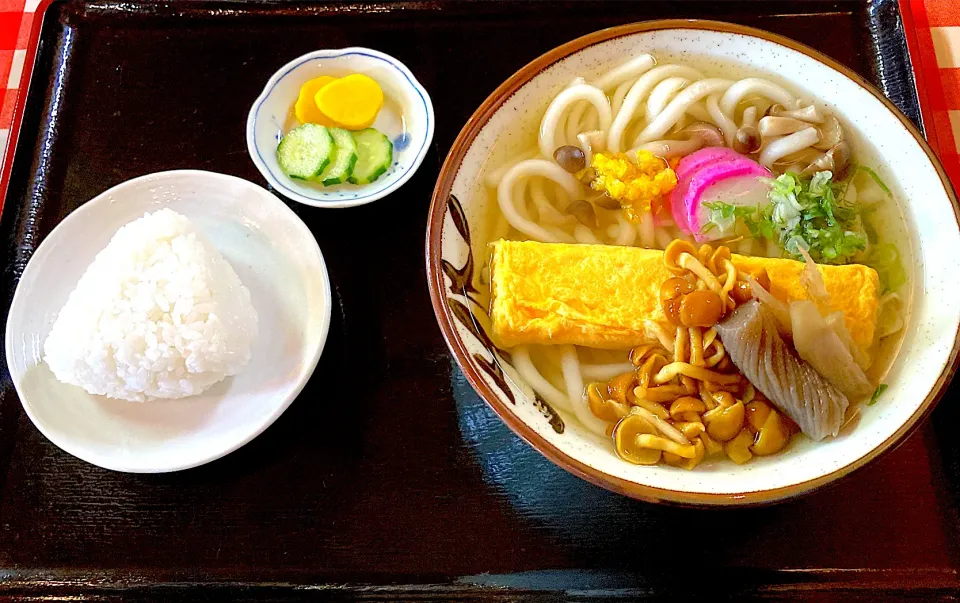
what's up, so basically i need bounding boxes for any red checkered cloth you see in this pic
[0,2,954,187]
[0,0,35,168]
[903,0,960,185]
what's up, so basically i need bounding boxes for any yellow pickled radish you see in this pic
[315,73,384,130]
[295,76,338,125]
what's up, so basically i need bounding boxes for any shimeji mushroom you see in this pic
[758,116,816,138]
[628,405,692,445]
[733,105,762,154]
[586,382,630,422]
[751,409,790,456]
[613,414,663,465]
[635,434,697,458]
[606,371,637,405]
[772,147,821,174]
[663,437,706,470]
[673,421,706,440]
[554,145,587,173]
[766,100,824,123]
[681,122,725,147]
[813,115,843,151]
[733,124,761,154]
[633,397,671,420]
[756,102,849,175]
[724,429,755,464]
[703,396,746,442]
[758,127,820,168]
[636,122,724,159]
[700,432,724,456]
[746,399,773,430]
[799,141,851,179]
[669,396,706,421]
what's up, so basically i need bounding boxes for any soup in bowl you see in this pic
[426,20,960,505]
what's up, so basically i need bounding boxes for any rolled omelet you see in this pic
[489,240,880,353]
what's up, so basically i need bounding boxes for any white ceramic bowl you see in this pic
[5,170,332,473]
[247,47,434,208]
[426,21,960,505]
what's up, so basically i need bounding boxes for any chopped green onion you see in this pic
[866,243,907,293]
[703,171,869,265]
[868,383,888,406]
[854,165,891,195]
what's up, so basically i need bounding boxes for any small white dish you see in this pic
[246,47,434,208]
[5,170,332,473]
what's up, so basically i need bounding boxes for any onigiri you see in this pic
[43,208,258,402]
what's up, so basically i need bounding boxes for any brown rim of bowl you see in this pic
[425,19,960,507]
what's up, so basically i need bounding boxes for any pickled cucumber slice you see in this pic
[276,124,334,180]
[319,128,358,186]
[348,128,393,185]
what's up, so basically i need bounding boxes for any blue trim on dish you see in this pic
[251,51,431,202]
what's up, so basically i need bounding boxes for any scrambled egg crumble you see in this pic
[584,150,678,220]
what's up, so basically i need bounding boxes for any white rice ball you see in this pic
[43,208,258,401]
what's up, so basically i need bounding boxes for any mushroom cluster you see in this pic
[735,100,850,176]
[595,373,798,469]
[638,121,725,159]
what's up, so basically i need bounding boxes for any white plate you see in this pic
[247,47,435,208]
[5,170,332,473]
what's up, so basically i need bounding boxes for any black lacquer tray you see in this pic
[2,1,958,600]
